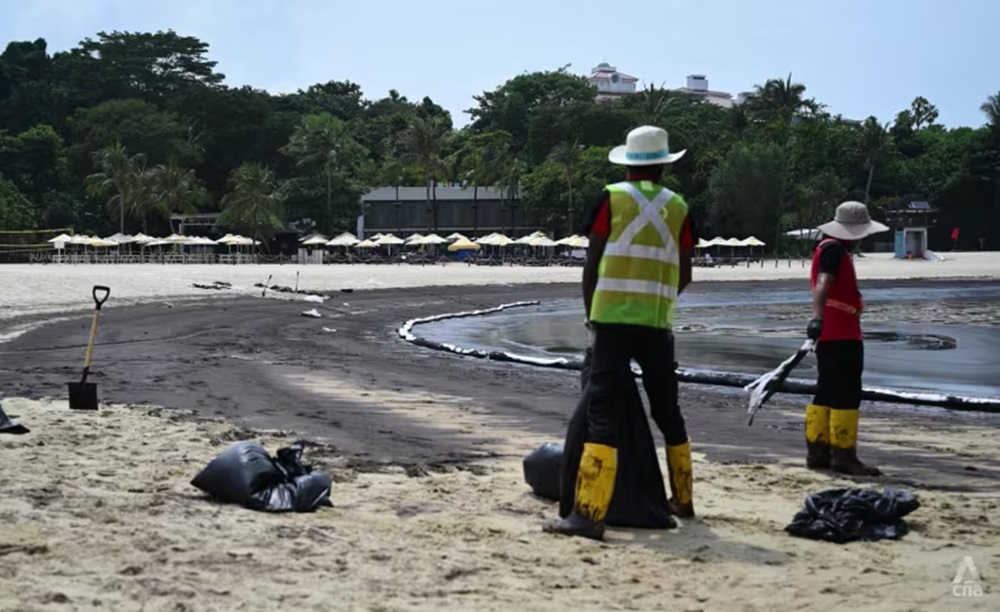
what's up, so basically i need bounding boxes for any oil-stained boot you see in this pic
[666,440,695,518]
[543,442,617,540]
[805,404,832,469]
[830,409,881,476]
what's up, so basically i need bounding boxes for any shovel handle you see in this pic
[93,285,111,310]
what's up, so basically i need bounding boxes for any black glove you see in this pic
[806,318,823,341]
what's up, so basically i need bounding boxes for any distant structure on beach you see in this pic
[885,196,938,259]
[357,185,535,239]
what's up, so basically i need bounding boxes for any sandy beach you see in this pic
[1,265,999,610]
[2,251,998,322]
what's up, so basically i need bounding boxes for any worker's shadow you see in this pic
[609,519,793,567]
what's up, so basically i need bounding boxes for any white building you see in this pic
[673,75,736,108]
[587,62,639,102]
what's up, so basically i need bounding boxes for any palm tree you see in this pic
[218,163,285,250]
[378,158,408,235]
[548,141,582,233]
[745,74,817,142]
[402,116,449,232]
[86,142,146,234]
[281,113,366,233]
[149,164,202,233]
[981,91,1000,130]
[853,117,895,204]
[127,158,161,234]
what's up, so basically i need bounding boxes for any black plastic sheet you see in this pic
[191,440,332,512]
[786,487,920,543]
[523,348,675,529]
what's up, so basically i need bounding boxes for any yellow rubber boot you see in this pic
[830,409,881,476]
[666,440,694,518]
[805,404,832,469]
[542,443,617,540]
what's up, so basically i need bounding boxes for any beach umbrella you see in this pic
[375,233,405,246]
[144,239,172,247]
[445,232,468,242]
[91,238,119,248]
[301,235,331,247]
[528,235,558,248]
[48,233,72,244]
[739,236,766,247]
[404,233,425,244]
[513,231,546,245]
[416,233,448,245]
[564,235,589,249]
[696,238,712,249]
[354,239,378,249]
[69,234,96,246]
[299,232,329,244]
[447,237,481,252]
[555,235,580,246]
[163,233,188,244]
[478,233,512,247]
[327,232,360,247]
[132,232,153,244]
[370,233,385,241]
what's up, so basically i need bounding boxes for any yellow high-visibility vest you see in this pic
[589,181,689,329]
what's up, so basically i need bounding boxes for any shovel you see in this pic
[68,285,111,410]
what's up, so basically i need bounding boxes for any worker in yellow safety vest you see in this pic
[544,126,698,541]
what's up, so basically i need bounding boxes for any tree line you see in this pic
[1,30,998,250]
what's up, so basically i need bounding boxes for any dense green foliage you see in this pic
[1,30,998,250]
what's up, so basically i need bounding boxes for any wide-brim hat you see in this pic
[609,125,686,166]
[817,201,890,241]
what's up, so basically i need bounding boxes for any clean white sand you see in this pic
[1,252,997,321]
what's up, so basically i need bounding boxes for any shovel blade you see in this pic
[68,381,99,410]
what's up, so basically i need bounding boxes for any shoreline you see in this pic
[2,254,999,323]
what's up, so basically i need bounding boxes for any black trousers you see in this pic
[812,340,864,410]
[587,324,688,447]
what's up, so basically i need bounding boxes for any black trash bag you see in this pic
[191,440,332,512]
[786,487,920,544]
[0,403,29,435]
[522,442,563,502]
[522,347,674,528]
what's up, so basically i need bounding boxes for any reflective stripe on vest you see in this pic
[827,298,860,316]
[590,181,687,329]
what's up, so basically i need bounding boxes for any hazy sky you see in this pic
[3,0,996,128]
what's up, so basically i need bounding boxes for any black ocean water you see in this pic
[417,281,1000,398]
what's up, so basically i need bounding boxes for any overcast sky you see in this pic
[3,0,996,128]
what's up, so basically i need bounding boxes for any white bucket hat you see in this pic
[608,125,686,166]
[817,201,890,241]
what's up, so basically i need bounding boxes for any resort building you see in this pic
[356,185,536,238]
[673,75,736,108]
[587,62,639,102]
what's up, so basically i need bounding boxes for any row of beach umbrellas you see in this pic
[47,232,261,248]
[304,230,591,251]
[304,231,768,251]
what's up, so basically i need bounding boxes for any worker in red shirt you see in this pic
[544,126,696,541]
[806,201,889,475]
